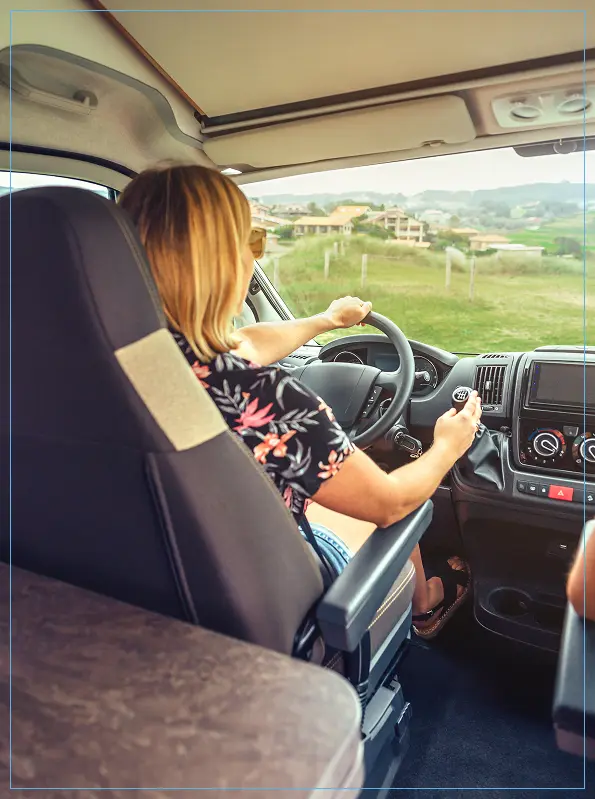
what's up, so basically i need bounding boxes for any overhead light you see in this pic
[557,93,592,115]
[510,101,542,121]
[221,167,242,176]
[493,85,595,129]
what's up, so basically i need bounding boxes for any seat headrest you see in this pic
[7,186,166,350]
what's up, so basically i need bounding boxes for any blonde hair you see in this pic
[118,163,251,361]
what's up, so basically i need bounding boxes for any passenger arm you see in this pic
[567,523,595,621]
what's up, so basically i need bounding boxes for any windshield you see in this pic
[247,146,594,354]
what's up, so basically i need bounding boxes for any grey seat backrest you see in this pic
[0,187,323,654]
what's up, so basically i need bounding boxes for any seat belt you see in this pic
[299,514,337,588]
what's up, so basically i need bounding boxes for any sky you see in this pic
[244,147,594,197]
[2,146,592,197]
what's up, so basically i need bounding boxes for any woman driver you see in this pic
[118,164,481,638]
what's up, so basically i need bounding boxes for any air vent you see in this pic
[475,364,507,406]
[479,353,508,359]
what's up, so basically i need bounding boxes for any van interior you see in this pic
[1,1,595,796]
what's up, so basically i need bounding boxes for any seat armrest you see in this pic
[553,523,595,759]
[316,501,433,652]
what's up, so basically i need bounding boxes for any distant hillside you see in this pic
[247,183,595,208]
[245,191,407,207]
[472,182,595,206]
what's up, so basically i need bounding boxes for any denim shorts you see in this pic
[299,522,353,579]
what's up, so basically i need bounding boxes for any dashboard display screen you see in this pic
[375,354,399,372]
[529,362,595,409]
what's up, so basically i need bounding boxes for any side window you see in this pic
[234,300,257,329]
[0,171,113,200]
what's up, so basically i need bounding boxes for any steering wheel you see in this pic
[290,312,415,448]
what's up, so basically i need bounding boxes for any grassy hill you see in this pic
[507,212,595,254]
[262,235,593,353]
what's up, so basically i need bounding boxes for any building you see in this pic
[492,243,544,258]
[273,203,309,217]
[371,207,426,244]
[251,211,289,230]
[469,233,510,251]
[450,227,480,238]
[419,209,450,227]
[250,202,272,218]
[332,205,370,219]
[293,216,354,236]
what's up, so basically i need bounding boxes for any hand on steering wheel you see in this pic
[290,312,415,448]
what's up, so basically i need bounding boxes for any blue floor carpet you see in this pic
[390,605,594,798]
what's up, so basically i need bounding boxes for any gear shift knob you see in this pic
[452,386,485,437]
[452,386,474,413]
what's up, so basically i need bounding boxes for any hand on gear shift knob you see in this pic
[451,386,485,435]
[451,386,475,413]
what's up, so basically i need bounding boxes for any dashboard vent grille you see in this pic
[475,364,506,405]
[480,353,508,359]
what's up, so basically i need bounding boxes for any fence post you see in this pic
[324,249,331,279]
[469,256,476,301]
[340,239,345,257]
[445,251,452,290]
[273,256,280,289]
[361,253,368,287]
[333,241,339,258]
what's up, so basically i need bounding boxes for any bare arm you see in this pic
[313,394,482,528]
[567,522,595,621]
[233,296,372,365]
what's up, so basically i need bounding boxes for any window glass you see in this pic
[0,171,111,199]
[246,147,594,353]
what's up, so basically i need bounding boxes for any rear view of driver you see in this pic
[118,164,481,637]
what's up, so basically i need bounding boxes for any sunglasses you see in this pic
[249,227,267,260]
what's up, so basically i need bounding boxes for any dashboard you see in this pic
[317,334,458,399]
[283,336,595,505]
[283,334,595,653]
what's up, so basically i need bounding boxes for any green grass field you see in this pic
[507,212,595,254]
[262,235,594,353]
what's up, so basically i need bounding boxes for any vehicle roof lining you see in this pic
[92,0,593,118]
[204,48,595,130]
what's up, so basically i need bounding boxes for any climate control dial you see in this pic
[526,428,566,465]
[572,433,595,470]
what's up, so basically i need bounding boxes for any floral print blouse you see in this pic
[172,330,355,523]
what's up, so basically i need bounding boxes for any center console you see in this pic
[450,348,595,652]
[514,354,595,507]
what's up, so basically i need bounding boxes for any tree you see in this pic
[479,200,511,218]
[354,224,393,240]
[307,201,326,216]
[430,230,468,251]
[554,236,583,257]
[449,214,461,227]
[274,225,295,240]
[535,201,579,219]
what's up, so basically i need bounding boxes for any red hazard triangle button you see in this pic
[548,485,573,502]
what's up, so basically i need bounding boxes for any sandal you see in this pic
[412,557,471,640]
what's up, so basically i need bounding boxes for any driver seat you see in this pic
[1,186,425,777]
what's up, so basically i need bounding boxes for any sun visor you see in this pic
[203,95,476,169]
